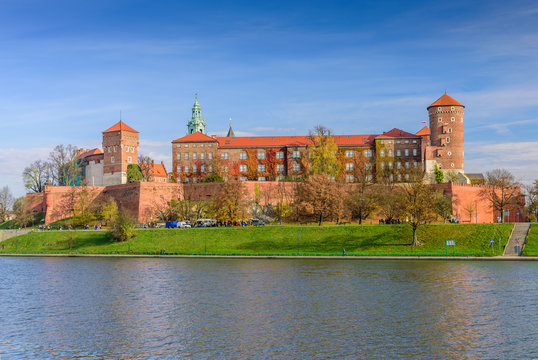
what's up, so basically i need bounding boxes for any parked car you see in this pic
[194,219,216,227]
[178,221,191,228]
[249,219,266,226]
[165,221,178,228]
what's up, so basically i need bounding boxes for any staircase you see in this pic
[503,223,531,256]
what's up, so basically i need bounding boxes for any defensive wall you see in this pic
[31,181,524,225]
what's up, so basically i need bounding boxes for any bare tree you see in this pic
[295,173,344,225]
[0,186,15,222]
[48,144,80,185]
[23,160,49,193]
[525,180,538,222]
[13,197,34,228]
[480,169,521,223]
[345,155,377,224]
[138,154,153,181]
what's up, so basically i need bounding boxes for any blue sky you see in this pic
[2,0,538,196]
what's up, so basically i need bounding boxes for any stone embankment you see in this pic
[0,230,31,242]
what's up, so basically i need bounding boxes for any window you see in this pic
[177,165,181,172]
[185,153,189,160]
[388,149,393,156]
[366,174,373,182]
[223,165,229,172]
[126,147,129,153]
[258,164,266,172]
[365,162,372,170]
[240,151,247,160]
[114,146,117,152]
[451,117,455,122]
[380,140,384,144]
[397,174,402,181]
[200,144,204,147]
[240,164,247,172]
[380,149,385,157]
[221,152,229,160]
[108,147,111,152]
[451,163,455,167]
[447,151,452,156]
[277,175,284,181]
[176,153,181,160]
[389,161,393,169]
[200,152,205,160]
[292,163,300,171]
[396,140,401,144]
[240,176,247,181]
[396,149,401,156]
[176,144,181,148]
[209,143,213,147]
[130,147,134,152]
[258,176,266,181]
[345,150,354,158]
[208,152,213,160]
[381,162,385,170]
[185,144,189,148]
[346,175,354,183]
[389,174,394,181]
[404,140,409,144]
[405,162,409,169]
[446,137,451,143]
[277,164,285,172]
[451,106,455,111]
[413,149,417,156]
[438,107,442,112]
[405,149,409,156]
[201,165,205,172]
[412,140,417,144]
[276,151,284,159]
[185,165,189,173]
[405,173,410,181]
[413,162,418,168]
[193,153,197,160]
[192,177,197,183]
[111,156,115,163]
[208,165,213,172]
[389,140,392,144]
[292,151,300,158]
[346,162,354,171]
[128,156,132,163]
[364,150,372,157]
[192,144,196,148]
[438,118,442,123]
[448,128,452,133]
[257,151,266,160]
[193,165,198,173]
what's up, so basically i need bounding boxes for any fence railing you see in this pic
[0,249,478,257]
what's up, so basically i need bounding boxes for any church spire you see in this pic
[187,95,206,134]
[226,118,235,137]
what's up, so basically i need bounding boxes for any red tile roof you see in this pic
[416,126,430,136]
[103,121,139,133]
[172,132,218,143]
[215,134,376,148]
[150,162,167,178]
[76,148,103,159]
[375,128,419,139]
[428,93,464,109]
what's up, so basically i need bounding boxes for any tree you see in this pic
[72,185,97,226]
[434,191,453,223]
[525,180,538,222]
[211,181,248,222]
[0,186,14,222]
[138,154,153,181]
[376,167,404,222]
[48,144,81,186]
[99,198,119,226]
[480,169,521,223]
[307,125,341,178]
[434,165,444,184]
[400,168,438,246]
[345,155,377,224]
[23,160,49,193]
[294,173,344,226]
[13,197,34,228]
[127,164,144,183]
[110,208,136,242]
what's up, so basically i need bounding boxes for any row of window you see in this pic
[176,152,213,161]
[380,161,417,170]
[438,117,459,123]
[176,143,214,148]
[379,149,418,157]
[106,145,135,153]
[379,140,417,145]
[177,164,213,173]
[109,156,132,164]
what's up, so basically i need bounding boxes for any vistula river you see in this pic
[0,257,536,359]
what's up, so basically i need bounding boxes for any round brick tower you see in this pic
[427,93,465,173]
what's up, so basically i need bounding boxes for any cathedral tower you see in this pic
[187,96,206,134]
[427,93,465,174]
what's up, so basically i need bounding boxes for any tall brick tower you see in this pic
[427,93,465,176]
[102,121,140,185]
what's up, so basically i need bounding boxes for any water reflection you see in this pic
[0,258,536,359]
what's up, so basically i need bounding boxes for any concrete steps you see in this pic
[503,223,531,256]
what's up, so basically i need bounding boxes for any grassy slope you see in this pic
[0,223,513,256]
[522,224,538,256]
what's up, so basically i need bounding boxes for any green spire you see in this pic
[187,95,206,134]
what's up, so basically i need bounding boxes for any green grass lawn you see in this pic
[0,223,513,256]
[522,224,538,256]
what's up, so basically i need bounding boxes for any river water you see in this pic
[0,258,536,359]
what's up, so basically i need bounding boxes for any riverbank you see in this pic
[0,223,516,257]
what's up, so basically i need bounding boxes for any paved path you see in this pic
[503,223,531,256]
[0,229,31,242]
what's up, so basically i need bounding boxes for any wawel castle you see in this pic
[77,93,469,186]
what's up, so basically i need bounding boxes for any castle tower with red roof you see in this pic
[102,121,140,185]
[426,93,465,178]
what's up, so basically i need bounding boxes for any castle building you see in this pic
[102,121,140,185]
[171,94,467,184]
